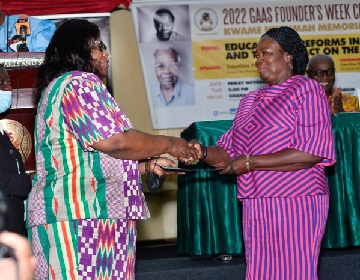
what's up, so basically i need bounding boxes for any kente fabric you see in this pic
[217,75,336,199]
[29,218,136,280]
[26,71,149,228]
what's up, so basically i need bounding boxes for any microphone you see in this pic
[15,15,30,52]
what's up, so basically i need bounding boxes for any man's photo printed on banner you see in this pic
[141,41,195,110]
[137,5,191,43]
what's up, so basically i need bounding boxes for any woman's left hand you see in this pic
[220,156,248,175]
[148,157,179,177]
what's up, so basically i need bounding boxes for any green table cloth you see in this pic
[178,113,360,255]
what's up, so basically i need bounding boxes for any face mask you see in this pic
[0,90,13,113]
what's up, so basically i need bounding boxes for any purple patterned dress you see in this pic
[26,71,149,279]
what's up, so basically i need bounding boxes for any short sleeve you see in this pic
[217,126,236,158]
[61,74,131,151]
[291,79,335,166]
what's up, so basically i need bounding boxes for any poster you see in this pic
[131,0,360,129]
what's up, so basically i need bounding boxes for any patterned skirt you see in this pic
[242,195,329,280]
[28,218,136,280]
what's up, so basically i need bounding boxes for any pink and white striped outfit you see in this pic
[217,75,335,280]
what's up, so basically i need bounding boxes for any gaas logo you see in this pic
[194,8,218,32]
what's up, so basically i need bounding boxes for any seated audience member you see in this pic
[0,64,32,236]
[0,10,56,52]
[307,54,359,114]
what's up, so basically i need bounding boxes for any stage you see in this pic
[136,242,360,280]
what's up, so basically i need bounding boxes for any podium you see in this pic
[0,52,44,172]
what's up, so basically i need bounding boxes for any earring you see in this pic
[288,61,293,69]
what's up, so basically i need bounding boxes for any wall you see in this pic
[110,9,183,241]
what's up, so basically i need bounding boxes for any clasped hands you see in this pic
[176,140,202,165]
[148,138,249,177]
[147,138,200,178]
[144,138,201,178]
[329,87,344,114]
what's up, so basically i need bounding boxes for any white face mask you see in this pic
[0,90,13,113]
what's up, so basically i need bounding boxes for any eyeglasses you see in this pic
[308,68,335,77]
[94,40,107,52]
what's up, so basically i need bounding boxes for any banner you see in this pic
[131,0,360,129]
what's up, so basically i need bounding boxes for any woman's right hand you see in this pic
[168,137,199,164]
[188,139,202,157]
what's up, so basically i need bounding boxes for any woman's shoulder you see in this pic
[290,75,318,85]
[289,75,322,91]
[68,71,102,83]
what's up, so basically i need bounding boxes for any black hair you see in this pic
[202,13,210,19]
[154,9,175,23]
[33,19,100,106]
[263,26,308,75]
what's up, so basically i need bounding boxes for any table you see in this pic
[178,113,360,255]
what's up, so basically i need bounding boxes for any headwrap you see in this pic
[263,26,308,75]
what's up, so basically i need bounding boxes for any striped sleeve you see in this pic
[217,126,236,158]
[61,74,128,151]
[291,78,335,166]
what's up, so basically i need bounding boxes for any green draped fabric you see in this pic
[322,113,360,248]
[177,113,360,255]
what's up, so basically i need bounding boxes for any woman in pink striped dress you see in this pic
[191,26,335,280]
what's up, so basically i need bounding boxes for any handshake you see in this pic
[144,139,206,192]
[175,139,206,166]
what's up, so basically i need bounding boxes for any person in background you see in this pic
[0,10,56,52]
[152,47,194,107]
[26,19,198,280]
[190,27,335,280]
[153,9,180,41]
[0,64,31,236]
[0,231,36,280]
[307,54,359,114]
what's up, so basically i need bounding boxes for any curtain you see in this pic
[0,0,132,16]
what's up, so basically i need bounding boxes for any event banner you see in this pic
[131,0,360,129]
